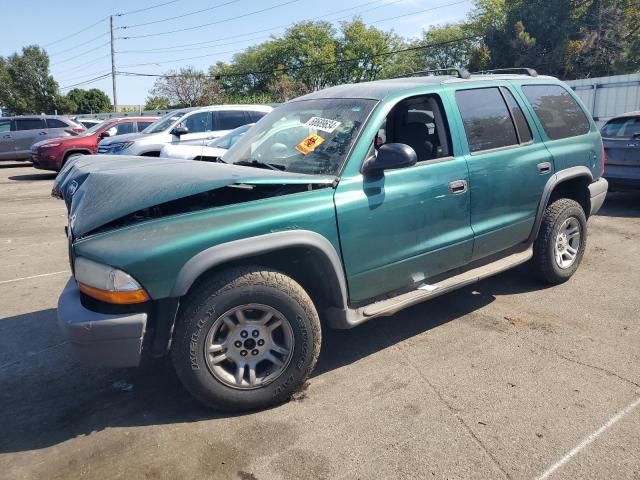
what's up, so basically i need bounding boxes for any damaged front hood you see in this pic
[54,155,334,238]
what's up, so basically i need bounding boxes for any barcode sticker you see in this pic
[305,116,341,133]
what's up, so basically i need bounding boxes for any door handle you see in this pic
[2,135,10,139]
[537,162,551,174]
[448,180,468,194]
[39,131,47,135]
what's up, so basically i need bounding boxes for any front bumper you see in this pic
[588,177,608,216]
[57,278,147,367]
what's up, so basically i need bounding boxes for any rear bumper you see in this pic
[57,278,147,367]
[604,165,640,190]
[588,177,608,216]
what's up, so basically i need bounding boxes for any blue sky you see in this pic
[2,0,473,105]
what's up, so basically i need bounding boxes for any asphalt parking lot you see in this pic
[0,161,639,480]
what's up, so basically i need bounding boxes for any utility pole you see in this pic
[110,15,118,112]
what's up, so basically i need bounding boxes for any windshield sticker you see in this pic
[305,117,341,133]
[295,133,325,155]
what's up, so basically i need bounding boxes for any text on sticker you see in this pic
[305,117,341,133]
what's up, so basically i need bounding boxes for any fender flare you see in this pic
[170,230,348,309]
[527,166,593,243]
[62,148,92,161]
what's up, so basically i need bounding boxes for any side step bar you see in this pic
[327,246,533,329]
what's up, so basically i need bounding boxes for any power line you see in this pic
[48,32,111,57]
[120,0,301,40]
[374,0,469,24]
[119,0,244,29]
[60,72,112,90]
[53,56,113,80]
[118,35,482,79]
[43,17,108,47]
[119,49,239,68]
[116,0,182,17]
[50,41,111,66]
[117,0,396,50]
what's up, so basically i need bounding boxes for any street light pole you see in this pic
[110,15,118,112]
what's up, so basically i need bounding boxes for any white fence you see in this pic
[566,73,640,126]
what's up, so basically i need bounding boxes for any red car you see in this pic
[31,117,158,171]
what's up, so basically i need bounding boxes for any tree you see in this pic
[0,46,59,114]
[149,67,224,107]
[66,88,111,113]
[144,95,170,110]
[267,75,311,102]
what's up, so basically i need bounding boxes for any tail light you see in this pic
[601,144,606,176]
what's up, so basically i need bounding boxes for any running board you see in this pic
[327,246,533,329]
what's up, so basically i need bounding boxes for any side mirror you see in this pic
[362,143,417,176]
[171,126,189,137]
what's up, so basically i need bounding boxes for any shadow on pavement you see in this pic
[0,265,544,454]
[597,191,640,218]
[8,172,56,181]
[0,161,32,169]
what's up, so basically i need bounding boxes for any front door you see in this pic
[177,111,215,146]
[335,94,474,304]
[451,85,552,260]
[14,118,48,156]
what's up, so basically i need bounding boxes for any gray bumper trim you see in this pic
[589,177,608,216]
[57,278,147,367]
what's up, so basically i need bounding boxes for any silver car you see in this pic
[0,115,85,161]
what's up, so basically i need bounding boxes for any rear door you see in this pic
[601,116,640,166]
[136,120,155,132]
[13,117,48,156]
[452,85,552,260]
[0,119,14,159]
[45,118,73,138]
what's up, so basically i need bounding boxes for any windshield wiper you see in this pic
[234,159,285,171]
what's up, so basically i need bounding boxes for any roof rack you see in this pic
[393,68,471,80]
[473,67,538,77]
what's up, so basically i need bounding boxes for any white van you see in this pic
[97,104,272,157]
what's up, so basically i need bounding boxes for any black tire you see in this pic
[171,266,321,411]
[531,198,587,284]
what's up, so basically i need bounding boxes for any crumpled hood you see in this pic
[53,155,334,238]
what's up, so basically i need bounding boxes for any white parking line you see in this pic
[536,396,640,480]
[0,271,68,285]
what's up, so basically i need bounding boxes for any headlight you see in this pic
[74,257,149,304]
[110,141,134,152]
[40,143,61,148]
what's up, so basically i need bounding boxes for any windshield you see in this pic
[223,98,376,175]
[601,116,640,139]
[143,111,188,134]
[208,123,254,149]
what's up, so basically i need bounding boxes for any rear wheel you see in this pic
[531,198,587,284]
[171,267,321,411]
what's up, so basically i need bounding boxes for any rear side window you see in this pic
[522,85,590,140]
[216,111,249,130]
[46,118,69,128]
[137,121,154,131]
[115,122,134,135]
[455,87,518,153]
[249,111,267,122]
[15,118,46,131]
[501,88,532,143]
[601,117,640,139]
[0,120,11,132]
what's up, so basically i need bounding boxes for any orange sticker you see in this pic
[295,133,325,155]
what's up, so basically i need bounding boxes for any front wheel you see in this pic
[531,198,587,284]
[171,267,321,411]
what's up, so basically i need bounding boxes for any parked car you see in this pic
[0,115,85,161]
[160,123,254,161]
[54,70,607,411]
[73,118,103,129]
[31,117,159,171]
[97,105,272,157]
[601,111,640,190]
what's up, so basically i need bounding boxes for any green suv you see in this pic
[54,70,608,411]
